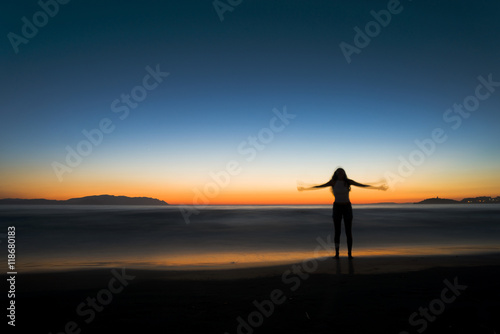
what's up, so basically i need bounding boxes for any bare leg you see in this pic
[345,204,353,258]
[333,204,342,258]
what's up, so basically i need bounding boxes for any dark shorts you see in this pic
[332,202,353,222]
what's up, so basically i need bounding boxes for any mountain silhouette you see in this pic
[0,195,168,205]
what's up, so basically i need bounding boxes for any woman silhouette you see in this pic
[298,168,387,258]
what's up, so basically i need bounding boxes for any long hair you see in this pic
[331,168,351,191]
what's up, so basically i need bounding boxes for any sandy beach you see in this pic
[11,253,500,333]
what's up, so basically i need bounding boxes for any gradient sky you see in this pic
[1,0,499,204]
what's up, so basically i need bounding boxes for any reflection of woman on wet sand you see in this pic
[298,168,387,259]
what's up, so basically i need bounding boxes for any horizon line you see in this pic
[1,194,499,206]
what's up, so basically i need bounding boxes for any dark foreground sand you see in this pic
[8,254,500,333]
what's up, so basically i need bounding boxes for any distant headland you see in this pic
[0,195,168,206]
[415,196,500,204]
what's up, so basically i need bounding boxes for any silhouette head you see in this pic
[332,168,350,190]
[332,168,347,181]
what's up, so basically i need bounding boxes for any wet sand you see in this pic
[10,253,500,333]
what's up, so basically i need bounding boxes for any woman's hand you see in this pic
[377,184,388,191]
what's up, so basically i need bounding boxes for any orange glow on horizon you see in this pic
[1,185,496,205]
[1,164,499,205]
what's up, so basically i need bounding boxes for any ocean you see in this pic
[1,204,499,272]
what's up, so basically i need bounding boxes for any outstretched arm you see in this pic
[297,180,332,191]
[349,179,387,191]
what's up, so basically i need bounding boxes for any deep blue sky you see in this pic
[1,0,499,203]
